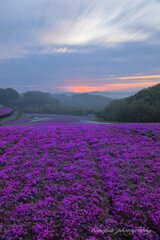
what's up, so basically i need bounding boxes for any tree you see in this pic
[99,84,160,122]
[0,88,20,106]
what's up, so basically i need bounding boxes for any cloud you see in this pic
[0,44,27,61]
[0,0,160,92]
[39,16,149,47]
[0,40,160,93]
[117,75,160,80]
[0,0,160,60]
[38,0,155,47]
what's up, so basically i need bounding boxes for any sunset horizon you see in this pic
[0,0,160,93]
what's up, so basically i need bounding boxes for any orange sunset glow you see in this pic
[64,81,160,93]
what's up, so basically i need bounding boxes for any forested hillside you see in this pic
[98,84,160,122]
[0,88,112,115]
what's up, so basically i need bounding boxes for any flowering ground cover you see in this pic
[0,123,160,239]
[0,107,14,118]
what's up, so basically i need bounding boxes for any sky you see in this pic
[0,0,160,93]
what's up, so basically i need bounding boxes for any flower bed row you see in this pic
[0,106,14,119]
[0,123,160,239]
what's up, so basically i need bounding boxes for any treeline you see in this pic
[2,84,159,121]
[0,89,60,114]
[97,84,160,122]
[0,88,111,115]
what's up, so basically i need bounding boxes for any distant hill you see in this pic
[53,93,112,112]
[98,84,160,122]
[56,91,134,99]
[87,91,134,99]
[0,88,112,115]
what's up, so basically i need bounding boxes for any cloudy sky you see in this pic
[0,0,160,93]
